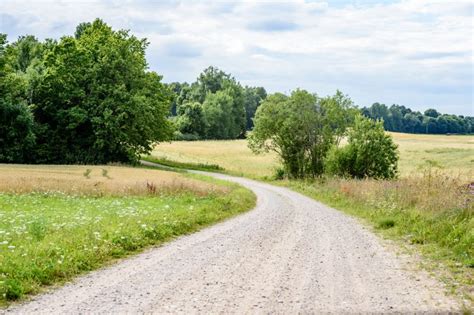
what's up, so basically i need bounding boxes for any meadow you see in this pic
[151,133,474,179]
[149,132,474,301]
[0,165,255,304]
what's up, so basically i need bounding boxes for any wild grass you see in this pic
[142,155,224,172]
[0,164,227,197]
[151,133,474,179]
[150,140,278,178]
[278,170,473,302]
[0,164,256,305]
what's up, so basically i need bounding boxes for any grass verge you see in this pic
[142,155,224,172]
[274,171,473,304]
[0,166,255,306]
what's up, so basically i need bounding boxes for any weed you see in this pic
[83,169,92,179]
[101,168,111,179]
[3,280,23,301]
[29,220,47,241]
[0,165,256,305]
[378,218,396,229]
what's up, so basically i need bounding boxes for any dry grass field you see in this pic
[151,133,474,178]
[0,164,226,197]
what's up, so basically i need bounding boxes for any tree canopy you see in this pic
[168,66,266,140]
[249,89,356,178]
[362,103,472,134]
[0,19,173,164]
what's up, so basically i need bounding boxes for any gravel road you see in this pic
[4,168,460,313]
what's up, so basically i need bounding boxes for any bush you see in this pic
[325,115,399,179]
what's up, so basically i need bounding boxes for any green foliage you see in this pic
[362,103,473,134]
[175,101,207,138]
[243,86,267,130]
[0,20,173,164]
[377,218,396,229]
[29,19,173,164]
[249,89,355,178]
[325,115,399,179]
[168,66,265,139]
[203,90,236,139]
[0,34,36,162]
[142,155,224,172]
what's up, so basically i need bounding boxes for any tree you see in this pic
[243,86,267,130]
[31,19,173,164]
[202,90,235,139]
[175,101,206,137]
[249,89,356,178]
[424,108,440,118]
[0,34,36,162]
[325,115,398,179]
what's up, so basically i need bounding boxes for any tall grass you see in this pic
[0,165,226,197]
[281,170,473,301]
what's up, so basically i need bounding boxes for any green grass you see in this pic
[142,155,224,172]
[0,173,255,305]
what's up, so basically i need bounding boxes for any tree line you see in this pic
[362,103,473,134]
[167,67,267,140]
[0,19,470,170]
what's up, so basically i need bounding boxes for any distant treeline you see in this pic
[166,66,266,140]
[362,103,473,134]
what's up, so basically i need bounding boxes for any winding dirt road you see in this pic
[5,169,460,313]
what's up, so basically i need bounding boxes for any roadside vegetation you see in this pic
[0,165,256,305]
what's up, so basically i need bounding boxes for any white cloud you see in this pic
[0,0,472,114]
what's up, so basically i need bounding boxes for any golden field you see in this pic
[151,133,474,178]
[0,164,226,196]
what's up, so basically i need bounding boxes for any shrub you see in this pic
[325,115,399,179]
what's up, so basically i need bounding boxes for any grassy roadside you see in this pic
[274,175,473,303]
[141,155,224,173]
[0,165,256,306]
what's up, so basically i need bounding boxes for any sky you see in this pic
[1,0,473,115]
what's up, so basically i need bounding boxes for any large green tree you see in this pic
[249,89,355,178]
[31,19,173,164]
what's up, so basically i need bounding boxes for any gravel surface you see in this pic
[4,169,460,313]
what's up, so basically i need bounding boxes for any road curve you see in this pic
[4,168,459,313]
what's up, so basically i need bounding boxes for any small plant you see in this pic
[29,220,47,241]
[101,168,111,179]
[146,181,157,194]
[377,218,396,229]
[83,168,92,179]
[4,279,24,300]
[273,167,285,180]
